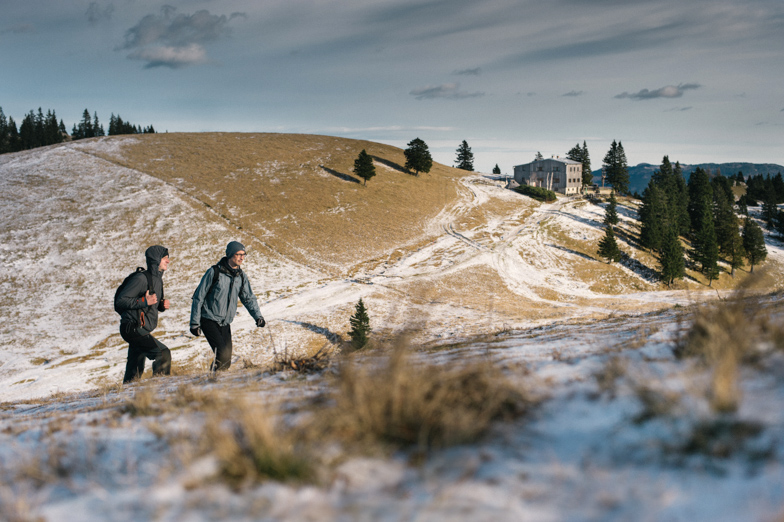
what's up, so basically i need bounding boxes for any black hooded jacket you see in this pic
[115,245,168,333]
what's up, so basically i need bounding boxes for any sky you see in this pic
[2,0,783,173]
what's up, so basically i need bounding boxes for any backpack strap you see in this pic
[207,265,221,298]
[206,265,245,298]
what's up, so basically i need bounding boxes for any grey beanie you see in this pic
[226,241,246,258]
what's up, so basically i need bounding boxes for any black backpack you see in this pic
[114,267,155,316]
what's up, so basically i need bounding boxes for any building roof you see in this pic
[514,157,581,169]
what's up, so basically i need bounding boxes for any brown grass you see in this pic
[202,399,312,487]
[84,133,470,274]
[675,280,784,413]
[319,342,534,451]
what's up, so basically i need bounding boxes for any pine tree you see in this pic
[638,182,666,252]
[492,164,501,175]
[404,138,432,176]
[598,225,622,263]
[455,140,474,171]
[761,191,778,229]
[659,225,685,287]
[742,218,767,273]
[713,188,741,259]
[687,167,713,238]
[727,224,745,277]
[348,298,371,349]
[581,141,592,188]
[353,149,376,186]
[602,140,629,195]
[93,112,105,137]
[604,190,619,226]
[776,209,784,240]
[0,107,8,153]
[672,162,691,236]
[690,202,719,284]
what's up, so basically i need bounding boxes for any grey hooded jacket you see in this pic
[115,245,168,334]
[190,257,264,329]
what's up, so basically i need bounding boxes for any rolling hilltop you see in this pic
[1,134,783,520]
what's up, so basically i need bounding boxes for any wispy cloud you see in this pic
[86,2,114,25]
[453,67,481,76]
[1,23,35,35]
[665,106,693,112]
[562,90,584,97]
[119,7,245,69]
[410,83,484,100]
[615,83,701,100]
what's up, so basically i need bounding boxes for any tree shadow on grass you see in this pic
[283,320,342,345]
[371,156,412,175]
[550,244,596,262]
[619,252,660,284]
[320,165,360,184]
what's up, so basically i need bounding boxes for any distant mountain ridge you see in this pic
[594,162,784,194]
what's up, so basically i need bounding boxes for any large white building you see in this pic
[513,157,582,195]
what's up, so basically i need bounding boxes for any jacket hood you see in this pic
[218,256,241,277]
[145,245,169,276]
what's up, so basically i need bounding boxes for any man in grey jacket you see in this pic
[190,241,266,371]
[115,245,172,383]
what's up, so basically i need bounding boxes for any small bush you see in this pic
[322,344,533,450]
[515,184,557,203]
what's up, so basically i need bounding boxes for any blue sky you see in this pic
[2,0,782,173]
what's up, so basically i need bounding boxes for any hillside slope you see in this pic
[1,134,783,402]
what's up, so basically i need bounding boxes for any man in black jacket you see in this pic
[115,245,172,383]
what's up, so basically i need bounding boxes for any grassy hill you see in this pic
[84,133,468,275]
[1,134,784,520]
[0,133,782,403]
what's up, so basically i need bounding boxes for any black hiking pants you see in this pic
[120,323,172,383]
[201,318,233,371]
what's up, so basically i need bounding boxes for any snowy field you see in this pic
[1,137,783,520]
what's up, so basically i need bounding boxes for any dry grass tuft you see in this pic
[320,342,534,450]
[675,284,784,413]
[121,386,158,417]
[202,399,312,487]
[0,486,43,522]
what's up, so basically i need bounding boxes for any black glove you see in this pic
[256,317,266,328]
[190,326,201,337]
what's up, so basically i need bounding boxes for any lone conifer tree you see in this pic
[492,164,501,175]
[604,191,619,226]
[348,298,371,349]
[742,218,767,273]
[404,138,433,176]
[455,140,474,171]
[598,225,622,263]
[354,149,376,186]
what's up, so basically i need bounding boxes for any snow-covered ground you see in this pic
[1,138,783,520]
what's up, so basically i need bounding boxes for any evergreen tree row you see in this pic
[0,105,156,154]
[637,157,767,286]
